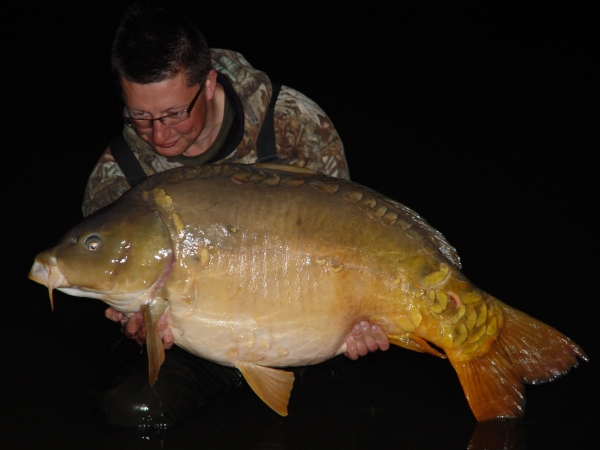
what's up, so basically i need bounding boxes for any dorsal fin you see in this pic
[253,163,317,175]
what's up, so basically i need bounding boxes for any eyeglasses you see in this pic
[123,84,204,129]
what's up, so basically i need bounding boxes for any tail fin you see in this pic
[449,300,587,421]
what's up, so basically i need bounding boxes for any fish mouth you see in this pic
[29,254,70,310]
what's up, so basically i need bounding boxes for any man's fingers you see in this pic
[372,325,390,351]
[359,321,379,352]
[157,313,168,332]
[111,309,175,349]
[162,328,174,350]
[344,322,391,360]
[155,313,173,348]
[345,335,359,360]
[352,323,369,356]
[122,312,142,338]
[159,314,174,348]
[343,323,371,359]
[105,307,123,323]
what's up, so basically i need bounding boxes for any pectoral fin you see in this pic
[141,302,166,386]
[236,362,295,416]
[388,333,446,359]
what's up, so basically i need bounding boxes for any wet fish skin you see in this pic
[29,163,586,419]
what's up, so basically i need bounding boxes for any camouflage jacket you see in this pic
[82,49,349,217]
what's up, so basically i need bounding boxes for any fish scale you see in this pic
[29,163,586,420]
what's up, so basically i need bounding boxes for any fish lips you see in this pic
[29,251,72,288]
[29,252,68,310]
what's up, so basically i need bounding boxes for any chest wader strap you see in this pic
[255,83,281,163]
[109,133,147,187]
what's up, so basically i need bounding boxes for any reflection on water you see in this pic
[102,405,526,450]
[94,353,526,450]
[468,420,525,450]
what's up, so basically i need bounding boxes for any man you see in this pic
[85,6,388,426]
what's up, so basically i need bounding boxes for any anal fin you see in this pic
[141,303,166,386]
[388,333,446,359]
[236,362,294,416]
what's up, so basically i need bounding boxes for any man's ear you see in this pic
[204,69,218,101]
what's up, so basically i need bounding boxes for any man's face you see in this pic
[121,71,214,157]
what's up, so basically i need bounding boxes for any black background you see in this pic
[3,1,597,449]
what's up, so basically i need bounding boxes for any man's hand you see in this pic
[344,321,390,360]
[105,307,174,349]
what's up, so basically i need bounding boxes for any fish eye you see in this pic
[84,235,102,251]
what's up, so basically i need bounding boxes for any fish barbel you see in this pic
[28,163,586,420]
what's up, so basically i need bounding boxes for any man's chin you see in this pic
[152,142,185,158]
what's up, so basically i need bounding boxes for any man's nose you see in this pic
[151,120,170,144]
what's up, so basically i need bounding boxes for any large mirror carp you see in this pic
[29,163,586,420]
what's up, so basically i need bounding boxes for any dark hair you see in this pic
[111,5,212,87]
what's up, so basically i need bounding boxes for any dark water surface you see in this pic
[4,1,597,449]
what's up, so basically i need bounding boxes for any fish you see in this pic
[28,163,586,420]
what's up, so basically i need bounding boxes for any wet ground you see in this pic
[3,1,597,449]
